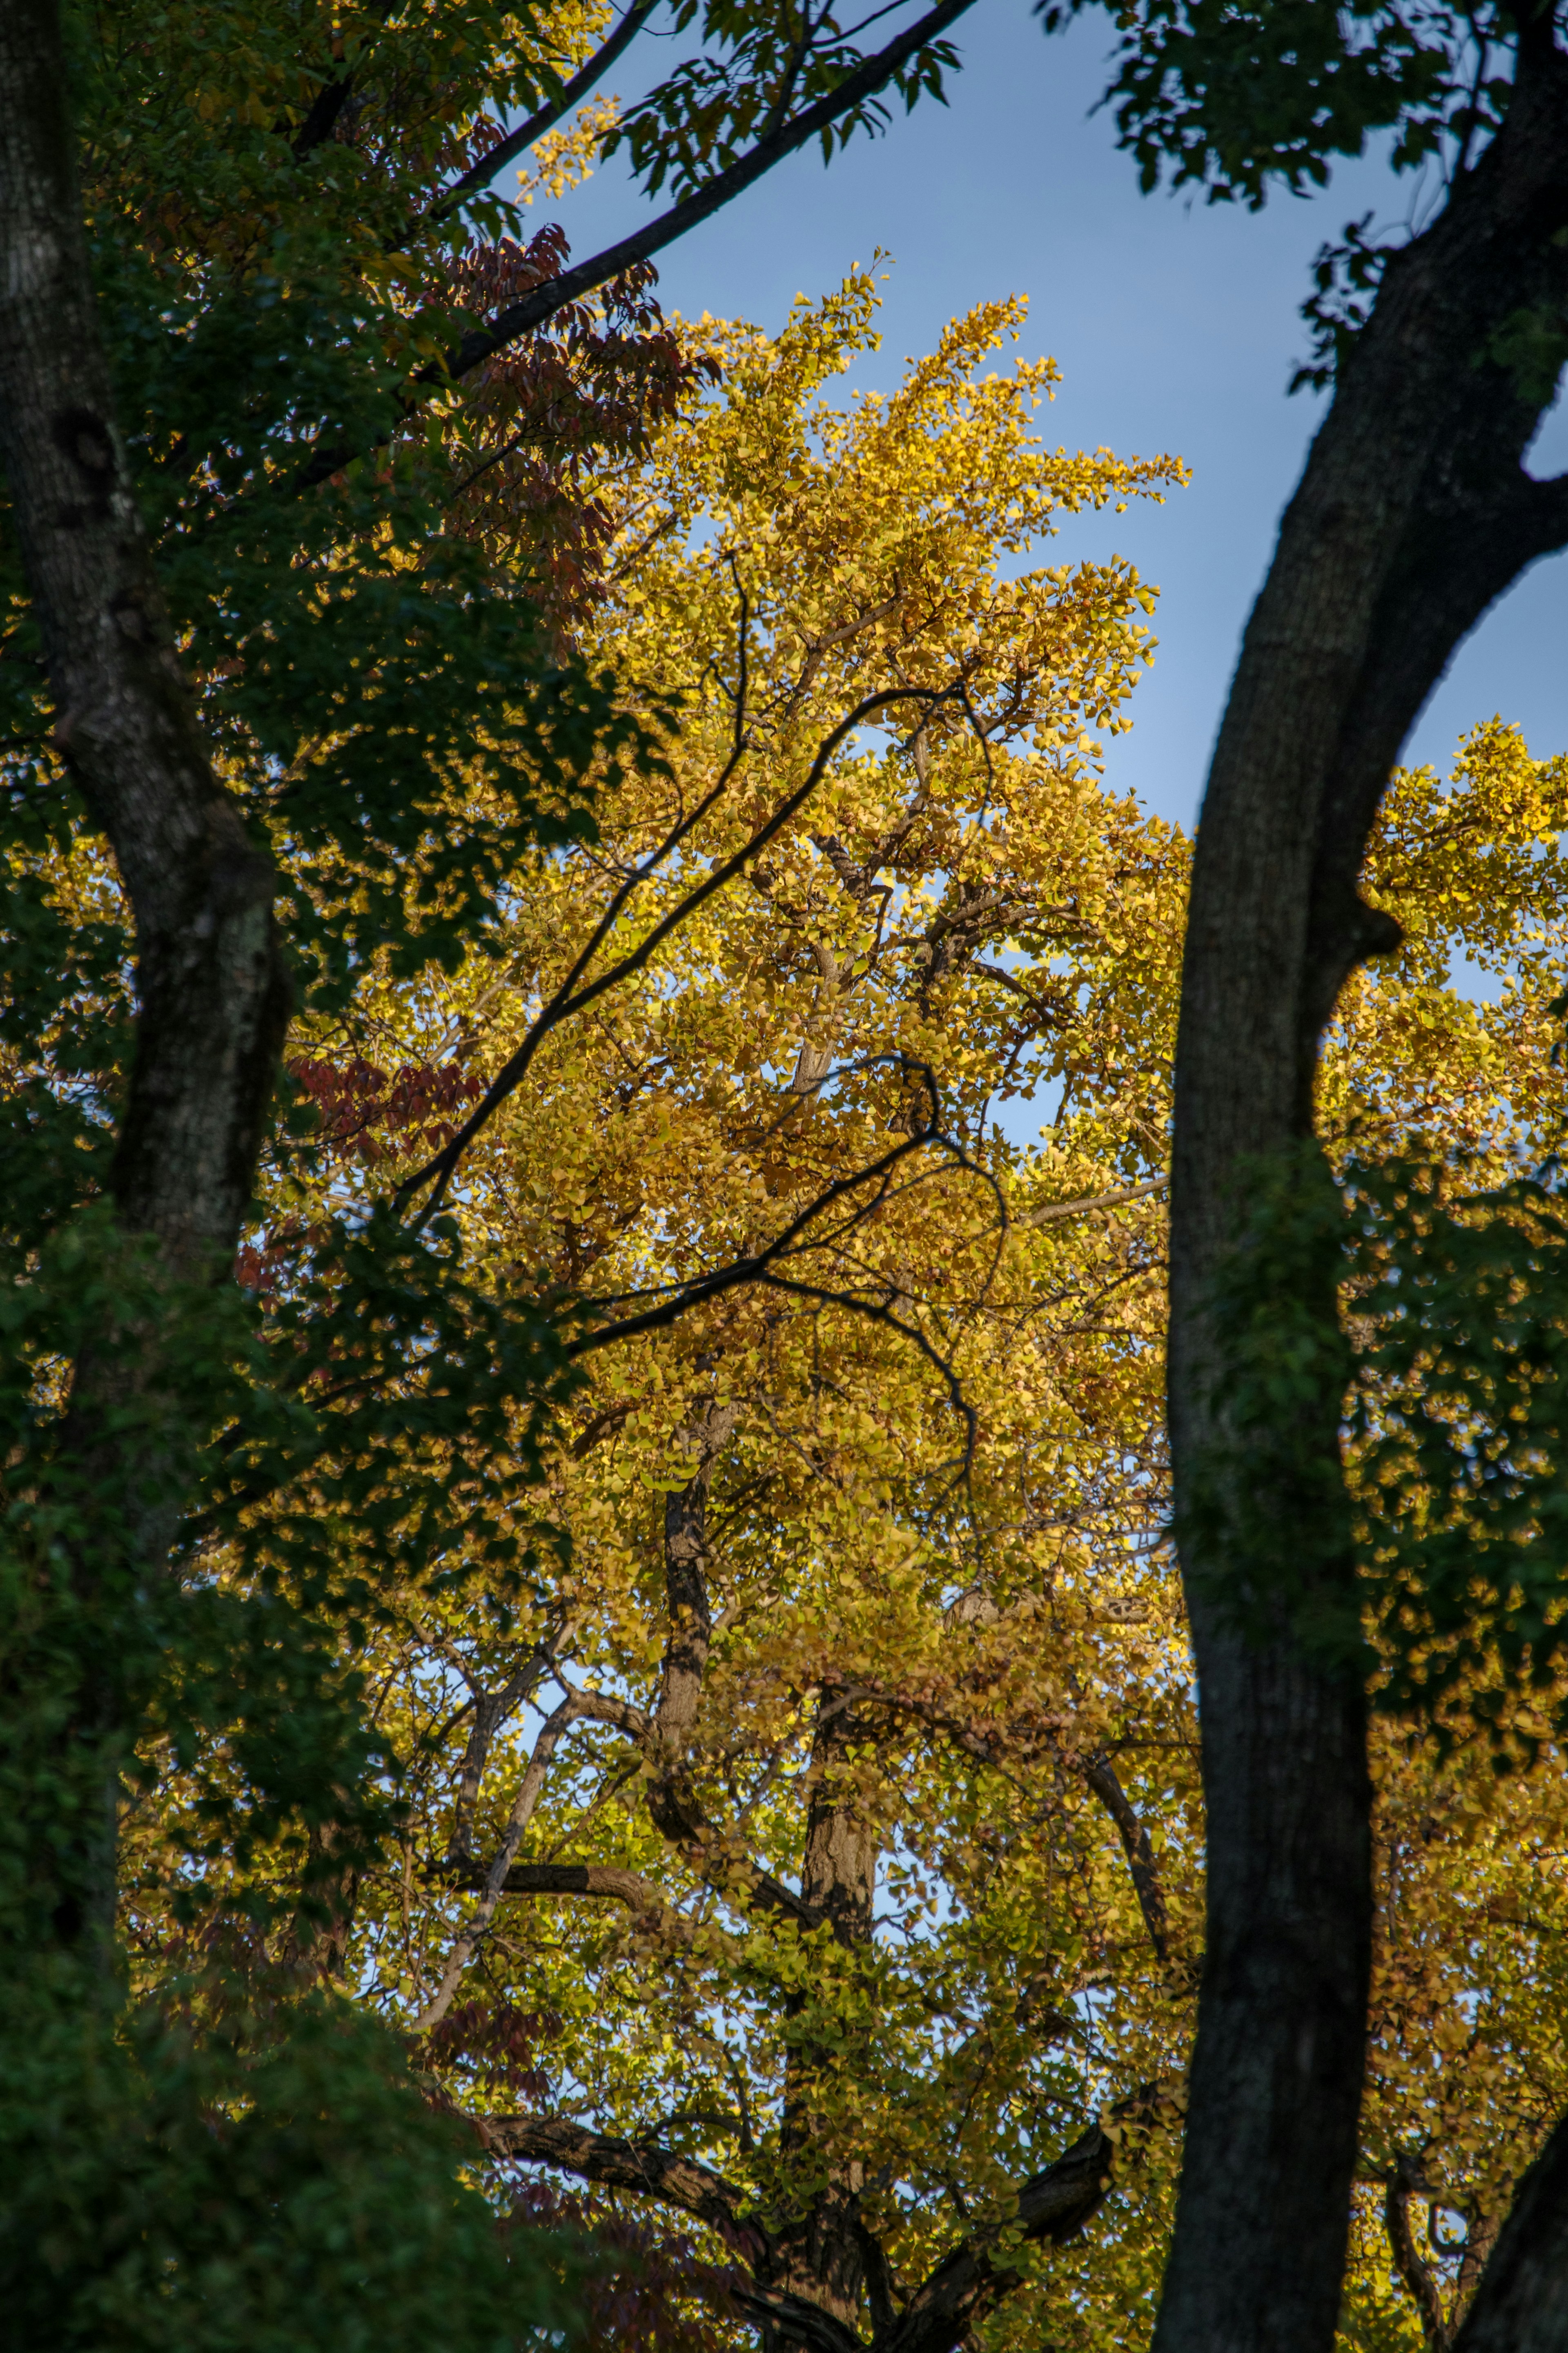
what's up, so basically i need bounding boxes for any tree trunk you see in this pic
[0,0,290,1938]
[1450,2110,1568,2353]
[0,1,289,1279]
[1156,27,1568,2353]
[763,1691,883,2349]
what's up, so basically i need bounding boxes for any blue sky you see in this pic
[531,0,1567,832]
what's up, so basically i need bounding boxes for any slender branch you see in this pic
[445,1642,557,1865]
[562,1146,910,1347]
[296,0,979,487]
[401,680,953,1220]
[1011,1176,1168,1231]
[415,1692,589,2028]
[753,1270,980,1476]
[421,0,661,228]
[1081,1753,1171,1964]
[432,0,977,377]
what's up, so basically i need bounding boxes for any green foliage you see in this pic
[1180,1144,1366,1665]
[1038,1,1528,390]
[1042,0,1511,207]
[0,2,696,2335]
[1348,1149,1568,1743]
[0,1957,571,2353]
[1188,1125,1568,1740]
[2,1,976,2332]
[612,0,964,192]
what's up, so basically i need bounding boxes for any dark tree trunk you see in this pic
[0,0,290,1937]
[1157,26,1568,2353]
[0,2,289,1281]
[1451,2109,1568,2353]
[646,1399,737,1844]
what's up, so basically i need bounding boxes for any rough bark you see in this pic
[762,1692,883,2348]
[1158,26,1568,2353]
[646,1399,742,1851]
[468,1859,669,1911]
[0,3,289,1283]
[1385,2163,1453,2351]
[1450,2110,1568,2353]
[479,2114,753,2239]
[1083,1752,1170,1963]
[0,0,290,1945]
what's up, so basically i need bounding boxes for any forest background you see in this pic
[2,6,1568,2353]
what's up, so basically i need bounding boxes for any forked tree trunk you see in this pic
[1157,26,1568,2353]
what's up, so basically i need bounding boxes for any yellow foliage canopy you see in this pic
[112,274,1568,2353]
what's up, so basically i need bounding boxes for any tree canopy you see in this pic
[5,2,1568,2349]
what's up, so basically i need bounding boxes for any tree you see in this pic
[403,694,1567,2353]
[1015,6,1568,2346]
[107,251,1568,2353]
[0,0,978,2337]
[124,269,1196,2353]
[7,1,1568,2344]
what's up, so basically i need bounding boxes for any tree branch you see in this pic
[401,680,955,1220]
[883,2115,1120,2353]
[480,2113,758,2243]
[1012,1176,1167,1230]
[451,1859,671,1912]
[298,0,979,487]
[416,1692,601,2028]
[433,0,978,378]
[733,2283,866,2353]
[1385,2161,1452,2351]
[421,0,661,227]
[1081,1753,1172,1965]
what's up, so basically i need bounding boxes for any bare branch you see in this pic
[1011,1177,1168,1231]
[451,1859,670,1913]
[445,1642,557,1865]
[416,1690,632,2028]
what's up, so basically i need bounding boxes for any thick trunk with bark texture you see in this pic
[0,3,289,1280]
[1158,28,1568,2353]
[0,0,290,1936]
[1451,2108,1568,2353]
[762,1693,883,2349]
